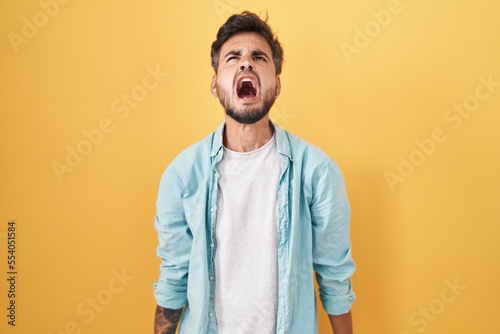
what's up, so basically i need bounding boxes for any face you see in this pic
[211,32,281,124]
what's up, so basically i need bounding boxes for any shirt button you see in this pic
[210,207,216,213]
[210,243,214,248]
[209,276,214,281]
[209,312,213,317]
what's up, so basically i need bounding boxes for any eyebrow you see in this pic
[251,50,270,60]
[223,49,271,60]
[224,50,242,59]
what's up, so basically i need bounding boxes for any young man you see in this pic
[154,11,355,334]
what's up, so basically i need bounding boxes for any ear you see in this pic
[276,75,281,97]
[210,74,218,96]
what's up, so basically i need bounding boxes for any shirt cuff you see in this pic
[154,280,188,309]
[320,289,356,316]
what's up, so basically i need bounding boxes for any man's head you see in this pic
[210,11,284,125]
[211,11,284,75]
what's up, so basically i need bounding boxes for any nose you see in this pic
[238,53,254,72]
[240,64,253,71]
[239,57,253,71]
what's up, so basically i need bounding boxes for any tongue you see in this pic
[238,82,256,98]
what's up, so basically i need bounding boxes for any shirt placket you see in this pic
[207,150,222,333]
[276,154,290,334]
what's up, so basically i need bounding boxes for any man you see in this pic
[154,11,355,334]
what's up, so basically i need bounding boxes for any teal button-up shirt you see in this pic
[154,122,355,333]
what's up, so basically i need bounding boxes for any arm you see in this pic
[329,311,353,334]
[311,161,356,323]
[154,305,183,334]
[153,166,191,331]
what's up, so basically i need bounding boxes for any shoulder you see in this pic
[280,129,344,184]
[173,132,215,164]
[162,131,216,184]
[282,130,335,167]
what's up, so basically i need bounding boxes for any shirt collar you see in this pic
[210,121,292,160]
[210,122,225,158]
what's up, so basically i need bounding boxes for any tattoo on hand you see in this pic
[154,305,183,334]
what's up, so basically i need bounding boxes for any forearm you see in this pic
[154,304,183,334]
[329,311,353,334]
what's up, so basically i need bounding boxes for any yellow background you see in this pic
[1,0,499,333]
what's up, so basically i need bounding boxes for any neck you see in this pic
[223,116,274,152]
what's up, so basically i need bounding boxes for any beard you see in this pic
[217,86,277,124]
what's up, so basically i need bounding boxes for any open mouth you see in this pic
[236,77,258,99]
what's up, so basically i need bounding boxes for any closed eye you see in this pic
[224,50,242,62]
[251,50,270,62]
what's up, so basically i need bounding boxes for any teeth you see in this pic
[240,77,256,88]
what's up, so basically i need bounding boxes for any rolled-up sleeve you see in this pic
[154,165,192,309]
[311,160,356,316]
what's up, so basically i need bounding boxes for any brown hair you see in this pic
[210,11,284,74]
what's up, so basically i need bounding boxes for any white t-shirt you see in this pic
[214,134,282,334]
